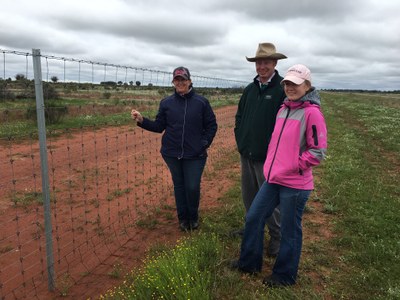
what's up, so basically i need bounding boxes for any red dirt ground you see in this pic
[0,105,238,299]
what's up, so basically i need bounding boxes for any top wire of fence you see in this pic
[1,48,248,88]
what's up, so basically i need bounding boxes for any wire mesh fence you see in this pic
[1,49,247,88]
[0,49,241,299]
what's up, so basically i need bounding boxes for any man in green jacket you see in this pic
[234,42,287,256]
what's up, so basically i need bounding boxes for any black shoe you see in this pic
[230,260,259,275]
[229,228,244,237]
[190,221,199,230]
[179,222,190,231]
[262,274,294,288]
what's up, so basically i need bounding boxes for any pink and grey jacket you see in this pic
[263,88,327,190]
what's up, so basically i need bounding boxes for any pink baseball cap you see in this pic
[281,64,311,85]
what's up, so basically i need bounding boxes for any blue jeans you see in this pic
[162,155,207,224]
[238,182,311,284]
[240,155,280,242]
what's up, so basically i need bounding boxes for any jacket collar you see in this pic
[284,88,321,108]
[175,87,194,98]
[253,70,282,87]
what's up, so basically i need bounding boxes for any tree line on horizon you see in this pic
[1,73,399,94]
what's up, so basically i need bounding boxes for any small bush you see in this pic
[0,82,16,101]
[26,102,68,125]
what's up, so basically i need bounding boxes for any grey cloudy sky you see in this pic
[1,0,399,90]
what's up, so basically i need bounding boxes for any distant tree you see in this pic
[51,76,59,83]
[43,82,60,100]
[100,81,117,86]
[135,81,141,86]
[0,80,16,102]
[117,81,123,85]
[26,82,66,124]
[129,81,133,86]
[15,73,26,80]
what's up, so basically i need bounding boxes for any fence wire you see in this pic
[0,49,240,299]
[1,49,247,88]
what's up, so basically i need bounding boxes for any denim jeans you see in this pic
[238,181,311,284]
[240,155,280,242]
[162,155,207,224]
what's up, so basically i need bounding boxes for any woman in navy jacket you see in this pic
[131,67,217,231]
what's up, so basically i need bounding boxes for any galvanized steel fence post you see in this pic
[32,48,55,291]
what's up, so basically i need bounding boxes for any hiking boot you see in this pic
[262,274,294,288]
[190,221,199,230]
[179,222,190,232]
[230,260,259,275]
[229,228,244,237]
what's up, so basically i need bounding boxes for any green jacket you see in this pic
[234,71,285,161]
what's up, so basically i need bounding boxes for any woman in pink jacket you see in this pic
[231,64,328,287]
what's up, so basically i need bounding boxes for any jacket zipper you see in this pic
[178,97,188,159]
[267,107,290,181]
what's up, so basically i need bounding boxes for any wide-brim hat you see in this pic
[246,42,287,62]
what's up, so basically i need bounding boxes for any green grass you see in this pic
[11,190,44,206]
[0,87,240,139]
[319,92,400,299]
[100,234,222,300]
[98,91,400,299]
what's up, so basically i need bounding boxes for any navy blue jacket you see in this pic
[138,88,217,159]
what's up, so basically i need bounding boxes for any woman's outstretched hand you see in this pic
[131,109,143,123]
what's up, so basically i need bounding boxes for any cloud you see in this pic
[0,0,399,90]
[206,0,362,22]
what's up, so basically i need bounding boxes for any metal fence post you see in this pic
[32,48,55,291]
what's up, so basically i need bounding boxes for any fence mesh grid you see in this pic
[0,49,240,299]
